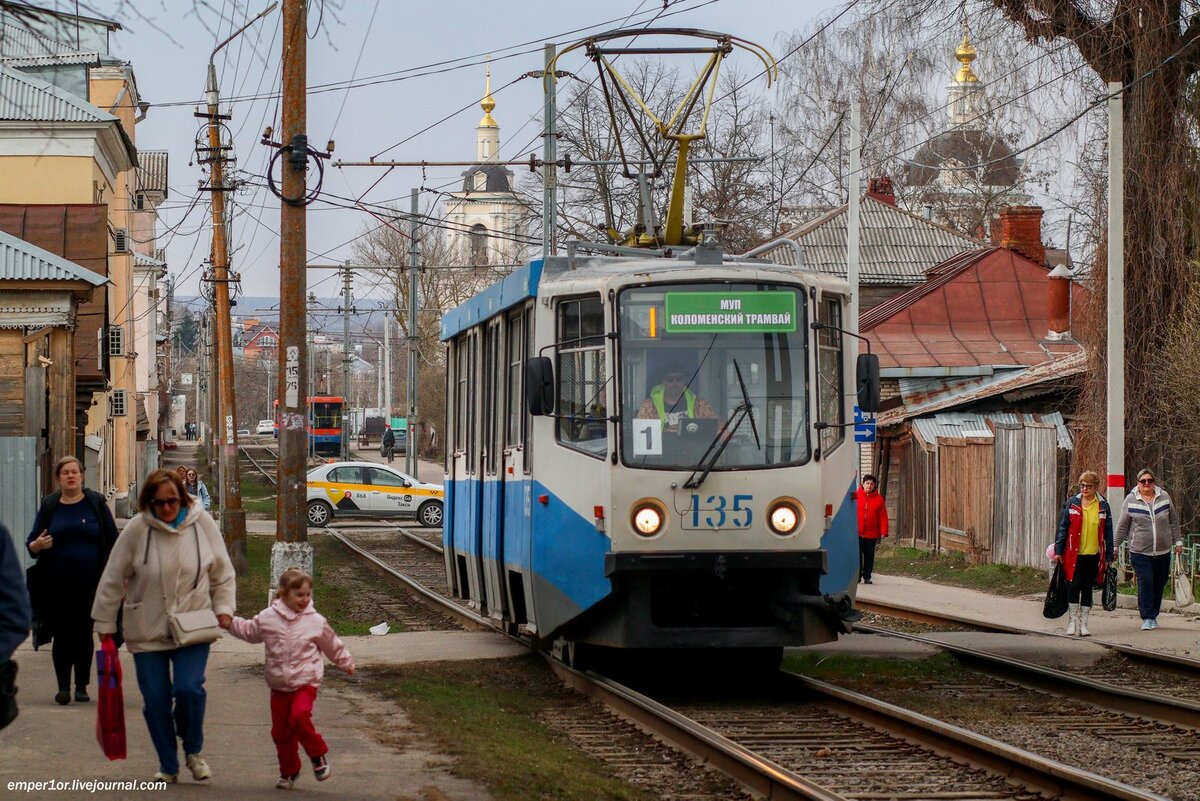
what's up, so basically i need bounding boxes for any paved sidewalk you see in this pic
[0,632,524,800]
[857,573,1200,657]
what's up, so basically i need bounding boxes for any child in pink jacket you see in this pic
[222,568,355,789]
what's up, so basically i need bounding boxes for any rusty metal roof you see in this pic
[0,228,106,285]
[877,349,1086,427]
[0,63,115,122]
[757,196,985,284]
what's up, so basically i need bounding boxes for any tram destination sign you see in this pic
[664,291,796,333]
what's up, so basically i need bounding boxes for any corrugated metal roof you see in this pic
[137,150,168,195]
[0,18,77,61]
[0,228,107,285]
[0,62,115,122]
[913,411,1072,450]
[2,51,100,67]
[878,350,1086,427]
[133,252,166,269]
[756,196,986,284]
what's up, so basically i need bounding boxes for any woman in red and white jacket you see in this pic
[857,474,888,584]
[1053,470,1114,637]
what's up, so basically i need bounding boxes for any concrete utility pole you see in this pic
[542,42,557,259]
[406,189,420,477]
[383,313,391,425]
[341,263,352,461]
[1107,82,1125,499]
[274,0,312,582]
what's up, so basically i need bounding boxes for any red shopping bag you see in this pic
[95,636,126,760]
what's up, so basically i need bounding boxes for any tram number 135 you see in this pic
[683,494,753,530]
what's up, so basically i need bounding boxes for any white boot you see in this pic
[1066,603,1079,635]
[1078,606,1091,637]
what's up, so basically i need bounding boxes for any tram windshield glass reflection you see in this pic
[619,283,810,470]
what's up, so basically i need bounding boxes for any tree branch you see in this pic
[989,0,1121,80]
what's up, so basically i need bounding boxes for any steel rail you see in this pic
[322,526,487,631]
[786,673,1166,801]
[328,531,1150,800]
[857,597,1200,676]
[238,445,278,487]
[856,623,1200,730]
[548,661,848,801]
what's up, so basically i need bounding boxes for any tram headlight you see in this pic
[631,499,666,537]
[767,498,803,536]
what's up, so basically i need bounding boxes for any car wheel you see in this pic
[417,500,443,528]
[307,500,333,527]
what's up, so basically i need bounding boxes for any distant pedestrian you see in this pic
[381,425,396,464]
[175,465,188,483]
[184,469,211,511]
[222,568,354,789]
[26,456,118,705]
[856,474,888,584]
[1053,471,1114,636]
[1115,469,1183,631]
[92,469,235,784]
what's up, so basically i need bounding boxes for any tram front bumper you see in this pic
[574,550,855,649]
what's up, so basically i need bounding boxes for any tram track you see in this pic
[327,528,1161,800]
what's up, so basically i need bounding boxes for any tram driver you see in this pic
[635,362,717,434]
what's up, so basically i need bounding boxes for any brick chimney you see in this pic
[1046,264,1071,340]
[997,206,1045,265]
[866,175,896,206]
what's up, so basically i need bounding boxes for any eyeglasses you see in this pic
[1139,477,1156,485]
[1080,482,1096,488]
[152,497,181,509]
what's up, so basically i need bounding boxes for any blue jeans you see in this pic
[1131,552,1172,621]
[132,644,210,775]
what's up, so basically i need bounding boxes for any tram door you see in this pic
[448,329,486,610]
[479,318,506,622]
[501,306,535,633]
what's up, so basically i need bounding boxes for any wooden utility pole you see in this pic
[204,60,247,575]
[274,0,312,577]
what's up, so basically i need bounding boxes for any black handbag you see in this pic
[0,659,17,731]
[1043,563,1069,619]
[1102,565,1119,612]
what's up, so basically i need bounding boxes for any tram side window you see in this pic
[454,337,468,457]
[817,296,845,454]
[506,311,523,448]
[482,324,497,474]
[556,296,607,458]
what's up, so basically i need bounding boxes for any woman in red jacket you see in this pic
[857,474,888,584]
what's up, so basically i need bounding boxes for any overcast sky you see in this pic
[104,0,844,308]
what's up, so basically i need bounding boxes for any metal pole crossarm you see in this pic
[334,155,756,169]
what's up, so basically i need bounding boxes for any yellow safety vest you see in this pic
[651,385,697,421]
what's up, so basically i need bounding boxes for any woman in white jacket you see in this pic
[92,469,236,784]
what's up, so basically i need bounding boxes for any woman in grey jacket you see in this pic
[1114,469,1183,630]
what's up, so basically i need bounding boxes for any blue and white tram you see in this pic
[440,238,877,656]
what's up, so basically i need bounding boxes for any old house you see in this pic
[861,206,1085,566]
[0,229,106,497]
[0,4,168,517]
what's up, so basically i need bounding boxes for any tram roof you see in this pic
[440,248,852,341]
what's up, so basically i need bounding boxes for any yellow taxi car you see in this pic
[306,461,444,528]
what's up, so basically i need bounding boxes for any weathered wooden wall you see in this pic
[993,422,1060,569]
[937,437,995,560]
[894,434,938,548]
[0,330,24,435]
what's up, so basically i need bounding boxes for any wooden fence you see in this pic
[992,421,1060,569]
[937,437,995,560]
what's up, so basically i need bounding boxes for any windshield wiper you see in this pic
[683,360,758,489]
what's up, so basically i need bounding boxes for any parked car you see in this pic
[379,428,407,457]
[306,461,443,528]
[255,419,275,435]
[162,440,178,450]
[236,429,251,436]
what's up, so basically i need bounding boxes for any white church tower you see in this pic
[444,62,528,266]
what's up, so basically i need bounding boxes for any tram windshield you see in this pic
[619,283,810,470]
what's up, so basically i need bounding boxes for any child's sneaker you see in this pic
[275,774,298,790]
[312,755,330,781]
